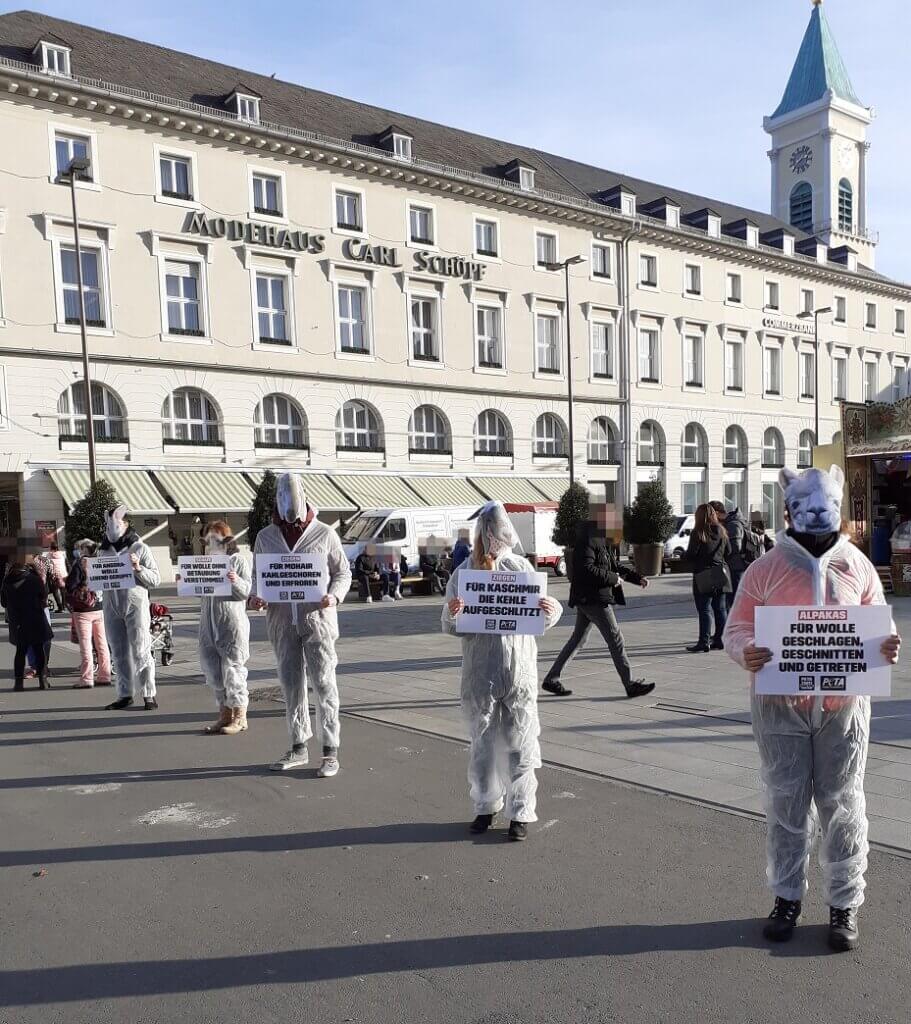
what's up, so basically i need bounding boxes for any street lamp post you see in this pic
[799,305,832,446]
[547,254,586,487]
[62,156,97,486]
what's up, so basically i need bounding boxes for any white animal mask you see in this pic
[778,465,845,536]
[276,473,306,524]
[104,504,128,543]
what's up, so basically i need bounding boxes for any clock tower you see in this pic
[764,0,876,266]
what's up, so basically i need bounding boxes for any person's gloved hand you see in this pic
[248,596,267,611]
[448,597,464,617]
[743,644,772,672]
[538,597,558,617]
[320,594,337,609]
[881,633,901,664]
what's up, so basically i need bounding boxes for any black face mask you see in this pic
[787,529,839,557]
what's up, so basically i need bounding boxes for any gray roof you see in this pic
[0,9,902,290]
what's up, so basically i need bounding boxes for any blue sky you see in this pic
[8,0,910,281]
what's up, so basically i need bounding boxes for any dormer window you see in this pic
[231,91,261,124]
[393,134,412,161]
[503,159,536,192]
[379,125,414,162]
[35,39,71,77]
[519,167,535,191]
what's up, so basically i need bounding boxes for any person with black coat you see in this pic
[686,503,732,653]
[542,519,654,699]
[2,553,53,691]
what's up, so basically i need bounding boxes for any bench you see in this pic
[356,574,434,600]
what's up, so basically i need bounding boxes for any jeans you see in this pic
[544,603,632,690]
[693,583,727,644]
[726,568,743,612]
[16,641,46,681]
[356,570,378,600]
[380,570,400,596]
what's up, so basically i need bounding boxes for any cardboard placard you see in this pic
[177,554,232,598]
[755,605,892,696]
[86,552,136,591]
[255,552,328,603]
[457,569,547,636]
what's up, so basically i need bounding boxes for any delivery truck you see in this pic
[503,502,567,576]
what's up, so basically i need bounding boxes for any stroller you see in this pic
[149,602,174,666]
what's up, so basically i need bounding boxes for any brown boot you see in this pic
[220,706,248,735]
[204,706,232,734]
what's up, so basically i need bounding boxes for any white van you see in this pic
[664,514,695,561]
[341,505,479,572]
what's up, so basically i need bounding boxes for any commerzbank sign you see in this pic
[761,315,815,336]
[184,212,487,281]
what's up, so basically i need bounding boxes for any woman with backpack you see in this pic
[65,538,112,689]
[685,503,731,653]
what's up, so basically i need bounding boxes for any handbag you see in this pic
[67,585,96,613]
[693,538,731,594]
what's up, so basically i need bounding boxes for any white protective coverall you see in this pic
[724,469,888,909]
[441,503,562,823]
[251,496,352,754]
[199,550,252,710]
[101,506,161,700]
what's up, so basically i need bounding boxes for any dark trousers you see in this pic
[356,571,377,600]
[693,584,727,644]
[380,570,400,596]
[545,603,632,690]
[15,641,46,681]
[725,569,743,612]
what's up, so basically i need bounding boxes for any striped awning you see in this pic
[330,474,427,509]
[402,476,485,507]
[47,468,173,515]
[530,477,569,502]
[153,471,255,513]
[245,472,356,512]
[468,476,550,504]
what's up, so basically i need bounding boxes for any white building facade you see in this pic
[0,6,907,576]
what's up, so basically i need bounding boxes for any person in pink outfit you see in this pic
[724,465,901,953]
[65,538,111,689]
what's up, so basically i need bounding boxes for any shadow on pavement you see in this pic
[0,764,275,790]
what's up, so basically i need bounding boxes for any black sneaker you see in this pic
[105,697,133,710]
[625,680,656,699]
[469,813,494,834]
[507,821,528,842]
[143,697,159,711]
[542,678,573,696]
[763,897,802,942]
[828,906,859,952]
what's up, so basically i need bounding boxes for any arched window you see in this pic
[723,425,748,466]
[474,410,511,455]
[762,427,785,468]
[798,429,816,468]
[681,423,708,466]
[789,182,813,233]
[837,178,853,233]
[161,387,220,444]
[254,394,306,448]
[533,413,567,456]
[637,420,664,465]
[587,417,619,464]
[335,400,381,451]
[57,381,126,442]
[408,405,450,453]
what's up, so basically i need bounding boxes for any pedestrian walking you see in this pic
[725,465,901,952]
[65,538,111,689]
[442,501,562,840]
[685,503,731,653]
[2,545,53,691]
[541,517,653,699]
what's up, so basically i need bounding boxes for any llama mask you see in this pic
[778,465,844,536]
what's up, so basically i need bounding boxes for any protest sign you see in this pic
[755,605,892,696]
[255,552,328,603]
[86,552,136,591]
[177,554,232,598]
[457,569,547,636]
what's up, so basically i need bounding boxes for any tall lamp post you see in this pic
[546,254,587,486]
[61,155,97,486]
[798,305,832,447]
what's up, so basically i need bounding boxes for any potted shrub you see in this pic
[623,480,676,577]
[551,481,591,578]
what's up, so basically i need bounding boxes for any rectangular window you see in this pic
[335,190,362,231]
[684,264,701,297]
[476,306,503,368]
[893,361,907,403]
[726,272,742,304]
[535,313,560,373]
[61,246,105,327]
[535,232,557,268]
[160,154,192,200]
[54,131,91,181]
[43,45,71,76]
[408,205,434,245]
[252,174,282,217]
[724,480,746,514]
[725,337,744,392]
[165,260,203,336]
[592,244,611,279]
[337,285,369,353]
[896,308,906,336]
[681,482,702,516]
[639,254,657,287]
[835,295,847,323]
[763,345,782,396]
[866,302,877,329]
[684,332,703,387]
[237,95,260,122]
[801,289,814,315]
[393,135,412,160]
[762,482,784,532]
[833,352,847,401]
[475,219,498,257]
[519,167,535,190]
[864,359,877,402]
[765,280,780,311]
[799,350,816,399]
[410,296,439,361]
[591,321,614,379]
[638,328,659,382]
[255,273,289,344]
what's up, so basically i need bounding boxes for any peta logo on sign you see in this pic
[498,620,517,632]
[820,676,847,691]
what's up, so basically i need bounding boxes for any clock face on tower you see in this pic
[789,145,814,174]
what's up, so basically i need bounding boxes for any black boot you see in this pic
[687,642,710,653]
[469,813,494,834]
[38,673,51,690]
[13,677,24,692]
[105,697,133,710]
[625,680,656,699]
[507,821,528,841]
[828,907,859,952]
[144,697,159,710]
[763,897,802,942]
[710,638,724,650]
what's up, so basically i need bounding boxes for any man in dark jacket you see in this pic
[542,520,655,699]
[710,501,748,609]
[354,547,381,603]
[451,532,471,572]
